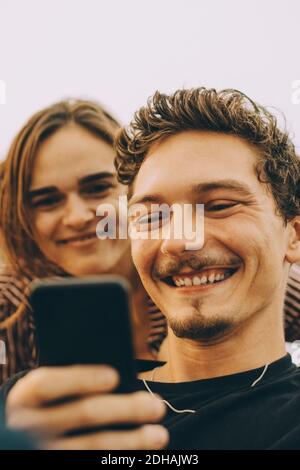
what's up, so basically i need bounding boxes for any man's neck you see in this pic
[152,308,286,383]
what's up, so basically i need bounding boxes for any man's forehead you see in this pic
[145,129,258,156]
[130,131,261,202]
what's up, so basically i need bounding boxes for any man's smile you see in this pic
[159,265,241,292]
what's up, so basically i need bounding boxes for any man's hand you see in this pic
[6,365,169,450]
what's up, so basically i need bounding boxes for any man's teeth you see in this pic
[173,272,226,287]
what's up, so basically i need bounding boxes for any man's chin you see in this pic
[169,316,234,342]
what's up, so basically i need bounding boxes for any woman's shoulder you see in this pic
[0,264,32,309]
[286,264,300,300]
[284,264,300,342]
[288,264,300,282]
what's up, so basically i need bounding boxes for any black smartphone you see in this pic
[29,275,138,394]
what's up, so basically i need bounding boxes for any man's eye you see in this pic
[134,212,169,231]
[138,213,159,224]
[206,202,238,211]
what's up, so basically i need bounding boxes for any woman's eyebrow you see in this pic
[28,172,116,198]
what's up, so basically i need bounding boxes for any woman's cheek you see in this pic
[32,212,56,239]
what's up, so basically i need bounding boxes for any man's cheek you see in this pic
[131,241,144,269]
[131,241,152,274]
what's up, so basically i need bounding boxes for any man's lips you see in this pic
[56,232,97,245]
[159,265,241,288]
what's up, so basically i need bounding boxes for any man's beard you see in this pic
[167,299,235,342]
[169,316,233,341]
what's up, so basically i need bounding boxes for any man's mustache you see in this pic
[152,252,242,280]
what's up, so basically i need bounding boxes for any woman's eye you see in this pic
[84,183,113,194]
[31,196,63,208]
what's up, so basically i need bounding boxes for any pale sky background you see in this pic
[0,0,299,158]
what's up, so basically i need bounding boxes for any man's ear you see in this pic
[285,216,300,264]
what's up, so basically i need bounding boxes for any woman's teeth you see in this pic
[172,270,231,287]
[59,234,96,244]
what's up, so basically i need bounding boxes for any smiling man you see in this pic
[115,88,300,449]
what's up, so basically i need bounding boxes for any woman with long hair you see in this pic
[0,99,167,384]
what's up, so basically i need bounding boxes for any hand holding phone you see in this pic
[6,364,168,449]
[6,276,169,448]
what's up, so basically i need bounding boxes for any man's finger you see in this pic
[7,391,166,436]
[7,365,119,408]
[47,424,169,450]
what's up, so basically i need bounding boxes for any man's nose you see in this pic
[159,207,205,256]
[62,195,94,229]
[160,237,188,256]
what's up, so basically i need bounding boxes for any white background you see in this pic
[0,0,299,158]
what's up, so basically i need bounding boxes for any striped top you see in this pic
[0,267,167,385]
[0,270,36,385]
[284,264,300,341]
[1,264,300,385]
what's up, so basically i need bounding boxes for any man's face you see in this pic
[130,131,292,340]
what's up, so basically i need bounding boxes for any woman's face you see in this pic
[28,123,130,276]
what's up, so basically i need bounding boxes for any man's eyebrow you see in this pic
[79,172,116,185]
[129,180,256,207]
[192,180,256,197]
[128,194,164,207]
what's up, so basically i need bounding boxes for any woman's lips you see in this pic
[56,232,98,247]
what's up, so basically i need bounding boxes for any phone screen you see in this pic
[30,276,138,394]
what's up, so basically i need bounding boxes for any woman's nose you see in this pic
[62,195,94,229]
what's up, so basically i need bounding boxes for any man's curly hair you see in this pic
[115,88,300,222]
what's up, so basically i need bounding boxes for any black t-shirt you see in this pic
[136,355,300,450]
[2,356,300,449]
